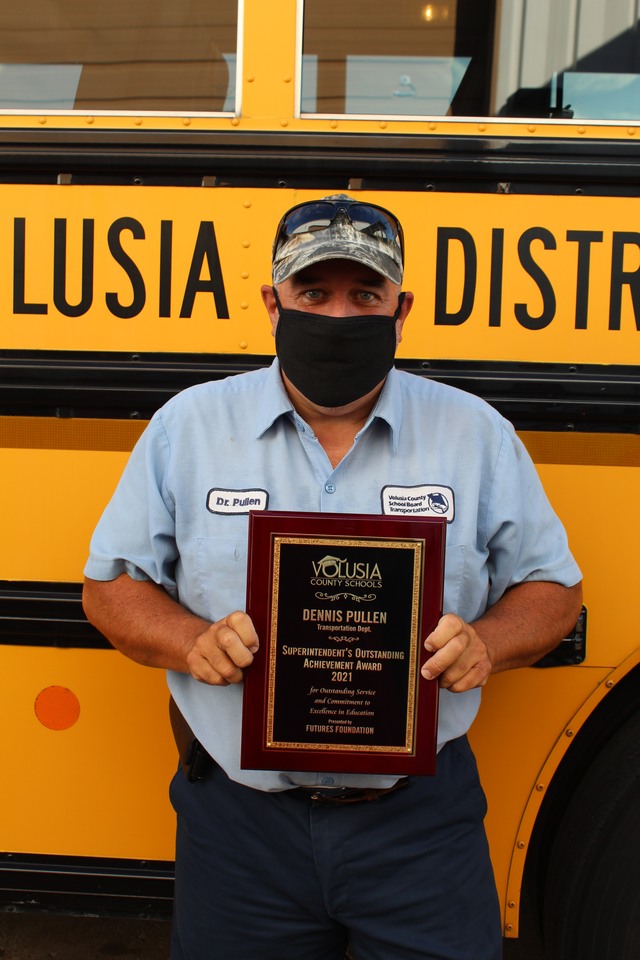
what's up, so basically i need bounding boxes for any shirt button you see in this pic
[325,483,336,494]
[321,776,335,786]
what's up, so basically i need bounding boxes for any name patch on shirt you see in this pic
[381,484,455,522]
[207,488,269,515]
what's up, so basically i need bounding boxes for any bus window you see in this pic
[300,0,494,117]
[496,0,640,120]
[300,0,640,122]
[0,0,238,113]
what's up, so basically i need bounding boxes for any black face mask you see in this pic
[273,290,405,408]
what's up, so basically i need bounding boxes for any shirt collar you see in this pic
[254,359,295,438]
[255,359,404,452]
[367,367,403,453]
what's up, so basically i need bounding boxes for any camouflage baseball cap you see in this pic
[272,195,404,285]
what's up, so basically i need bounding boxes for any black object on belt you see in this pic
[291,778,410,804]
[169,696,215,783]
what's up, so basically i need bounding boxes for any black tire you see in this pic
[543,709,640,960]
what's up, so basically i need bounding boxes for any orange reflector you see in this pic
[35,686,81,730]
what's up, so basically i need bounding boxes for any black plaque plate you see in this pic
[241,511,445,775]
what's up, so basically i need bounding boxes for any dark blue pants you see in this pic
[169,736,502,960]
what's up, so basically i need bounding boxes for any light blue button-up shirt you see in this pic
[85,360,581,791]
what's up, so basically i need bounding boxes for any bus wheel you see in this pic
[543,709,640,960]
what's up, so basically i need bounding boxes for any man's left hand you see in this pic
[421,614,492,692]
[420,581,583,692]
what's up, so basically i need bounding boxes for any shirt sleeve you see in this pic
[483,421,582,607]
[84,411,179,591]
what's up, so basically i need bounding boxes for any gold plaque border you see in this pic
[266,535,423,755]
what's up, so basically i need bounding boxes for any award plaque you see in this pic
[241,511,445,776]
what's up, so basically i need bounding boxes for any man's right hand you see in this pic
[83,575,259,681]
[186,611,259,685]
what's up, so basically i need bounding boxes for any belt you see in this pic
[291,778,410,804]
[170,696,411,800]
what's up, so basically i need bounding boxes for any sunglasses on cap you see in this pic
[273,198,404,260]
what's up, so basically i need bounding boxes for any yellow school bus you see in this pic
[0,2,638,957]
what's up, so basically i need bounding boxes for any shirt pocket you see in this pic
[192,537,248,620]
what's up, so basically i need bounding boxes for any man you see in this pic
[83,195,582,960]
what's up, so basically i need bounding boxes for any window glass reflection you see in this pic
[302,0,493,117]
[495,0,640,120]
[0,0,238,112]
[302,0,640,122]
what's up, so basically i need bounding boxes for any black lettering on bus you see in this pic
[159,220,173,318]
[489,228,504,327]
[434,227,476,325]
[53,218,95,317]
[566,230,603,330]
[13,218,47,315]
[515,227,556,330]
[180,221,229,319]
[609,231,640,331]
[105,217,146,319]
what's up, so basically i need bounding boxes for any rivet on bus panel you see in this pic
[86,117,94,125]
[578,127,586,134]
[527,125,536,133]
[536,783,545,792]
[239,341,248,350]
[241,271,250,279]
[134,118,142,126]
[242,240,251,248]
[628,128,637,136]
[283,76,292,84]
[247,75,255,83]
[330,120,338,129]
[379,121,388,129]
[281,119,289,127]
[231,118,240,126]
[508,901,516,909]
[240,302,249,309]
[243,201,252,208]
[566,728,574,737]
[517,841,526,849]
[182,118,192,126]
[428,122,437,131]
[37,117,46,125]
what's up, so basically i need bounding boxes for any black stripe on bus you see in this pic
[0,851,173,917]
[0,580,587,666]
[0,581,110,649]
[0,351,637,433]
[2,129,640,195]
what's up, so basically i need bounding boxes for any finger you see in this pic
[421,633,467,680]
[439,660,491,692]
[188,651,233,686]
[226,610,260,654]
[213,615,259,672]
[186,613,259,685]
[424,613,465,653]
[187,637,245,684]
